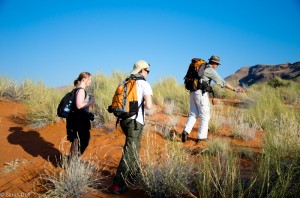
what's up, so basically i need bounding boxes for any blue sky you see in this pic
[0,0,299,87]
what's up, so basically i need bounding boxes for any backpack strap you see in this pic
[198,63,209,82]
[129,74,146,81]
[133,98,145,130]
[73,87,87,110]
[198,65,215,105]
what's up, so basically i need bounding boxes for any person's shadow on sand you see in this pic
[7,127,61,167]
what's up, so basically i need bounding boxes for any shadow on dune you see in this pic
[7,127,61,167]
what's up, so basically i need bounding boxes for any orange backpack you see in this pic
[184,58,207,91]
[108,75,145,119]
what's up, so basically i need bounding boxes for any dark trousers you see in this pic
[113,119,144,187]
[67,111,91,156]
[68,129,90,156]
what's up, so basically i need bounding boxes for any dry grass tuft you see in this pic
[2,158,29,174]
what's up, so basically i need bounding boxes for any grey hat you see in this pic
[130,60,150,74]
[208,55,221,65]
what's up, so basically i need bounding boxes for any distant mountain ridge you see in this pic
[225,61,300,86]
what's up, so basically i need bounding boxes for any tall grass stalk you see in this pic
[253,151,300,198]
[126,131,195,197]
[250,96,300,197]
[209,103,223,134]
[264,113,300,158]
[196,151,245,198]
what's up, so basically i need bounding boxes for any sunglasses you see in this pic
[144,69,150,74]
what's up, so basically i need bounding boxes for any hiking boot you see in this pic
[182,131,189,142]
[196,138,208,143]
[112,185,128,195]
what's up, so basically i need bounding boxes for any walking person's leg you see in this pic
[78,130,90,155]
[70,138,79,158]
[198,92,210,140]
[113,119,143,194]
[182,91,200,142]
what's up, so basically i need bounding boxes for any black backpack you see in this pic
[57,88,83,118]
[184,58,207,91]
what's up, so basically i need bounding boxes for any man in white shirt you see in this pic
[112,60,153,194]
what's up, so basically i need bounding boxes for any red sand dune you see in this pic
[0,99,262,197]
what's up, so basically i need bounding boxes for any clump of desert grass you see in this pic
[245,86,288,130]
[208,102,223,134]
[204,138,231,156]
[195,151,251,198]
[243,82,300,197]
[253,114,300,198]
[1,158,29,174]
[229,110,256,141]
[36,140,111,198]
[152,77,189,116]
[125,131,195,197]
[0,76,65,128]
[267,76,300,105]
[38,155,99,197]
[153,115,180,140]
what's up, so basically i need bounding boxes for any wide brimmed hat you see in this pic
[208,55,221,65]
[130,60,150,74]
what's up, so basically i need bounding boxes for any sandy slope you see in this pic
[0,100,261,197]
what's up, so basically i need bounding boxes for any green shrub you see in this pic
[266,77,300,105]
[267,76,291,88]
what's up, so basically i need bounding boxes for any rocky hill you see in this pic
[225,61,300,86]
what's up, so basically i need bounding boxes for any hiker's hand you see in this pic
[235,87,245,93]
[89,96,95,105]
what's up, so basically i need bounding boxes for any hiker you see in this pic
[66,72,95,157]
[112,60,153,194]
[182,55,244,143]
